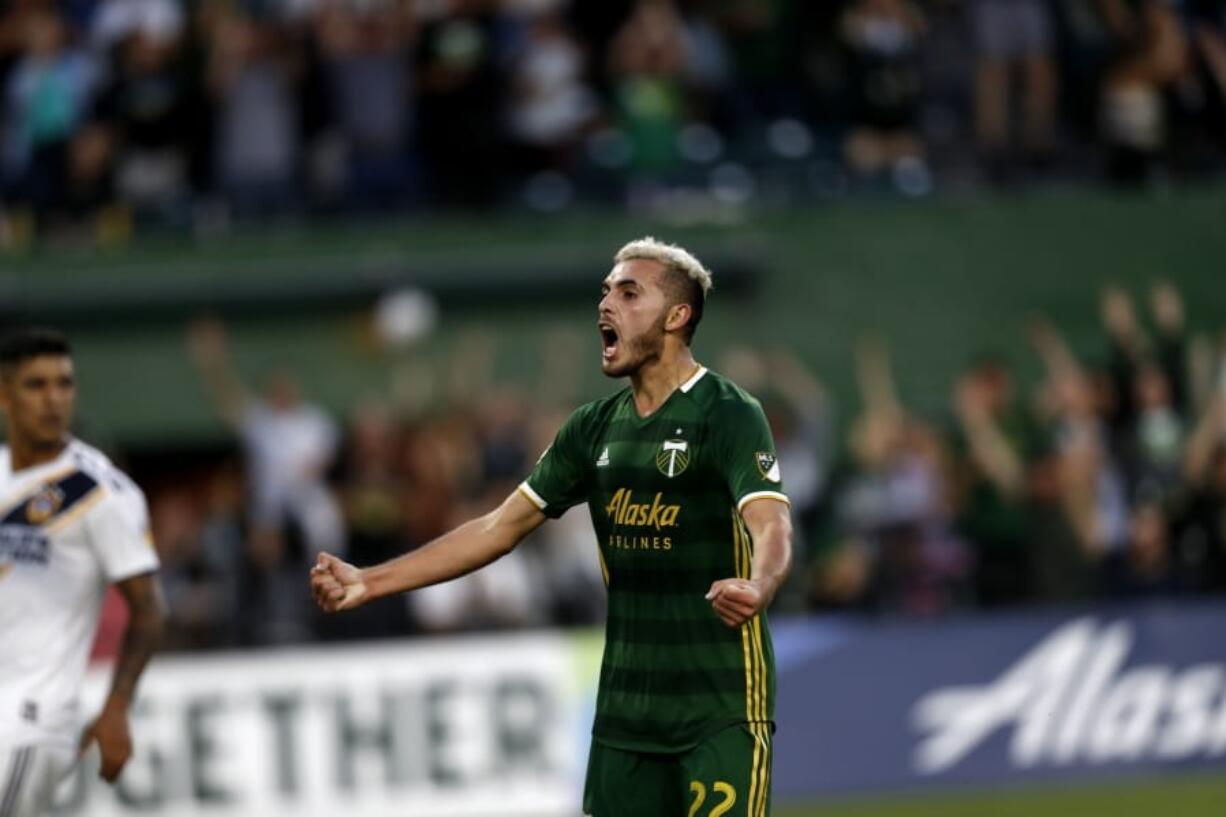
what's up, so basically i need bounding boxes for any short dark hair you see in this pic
[658,266,705,345]
[0,328,73,372]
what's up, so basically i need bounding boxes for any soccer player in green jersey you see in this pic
[310,237,793,817]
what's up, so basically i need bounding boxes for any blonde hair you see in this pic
[613,237,712,344]
[614,237,714,296]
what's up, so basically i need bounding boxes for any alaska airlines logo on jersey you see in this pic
[656,439,690,478]
[756,452,781,483]
[605,488,681,530]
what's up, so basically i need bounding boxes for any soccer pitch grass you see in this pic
[775,773,1226,817]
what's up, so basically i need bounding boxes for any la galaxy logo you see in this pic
[27,486,65,525]
[756,452,781,483]
[656,439,690,478]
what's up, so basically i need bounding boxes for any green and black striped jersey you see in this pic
[520,366,789,753]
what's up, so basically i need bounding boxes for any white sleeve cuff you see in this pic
[517,482,547,511]
[737,491,790,513]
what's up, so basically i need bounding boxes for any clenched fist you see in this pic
[705,578,768,628]
[310,552,368,612]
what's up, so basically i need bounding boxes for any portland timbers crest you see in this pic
[656,439,690,478]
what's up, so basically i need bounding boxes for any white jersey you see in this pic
[0,439,158,749]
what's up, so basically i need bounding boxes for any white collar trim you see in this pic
[679,365,708,394]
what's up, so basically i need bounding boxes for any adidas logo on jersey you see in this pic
[596,446,610,467]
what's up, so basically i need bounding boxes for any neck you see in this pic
[630,345,699,417]
[9,436,68,472]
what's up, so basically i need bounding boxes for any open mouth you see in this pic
[598,323,619,361]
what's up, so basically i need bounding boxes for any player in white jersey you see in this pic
[0,329,166,817]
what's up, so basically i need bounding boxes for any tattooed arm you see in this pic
[80,572,167,782]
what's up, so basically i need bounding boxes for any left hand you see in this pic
[705,578,768,628]
[79,702,132,783]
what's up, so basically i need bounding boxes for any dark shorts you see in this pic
[583,722,774,817]
[972,0,1055,60]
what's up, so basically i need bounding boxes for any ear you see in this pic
[665,303,692,335]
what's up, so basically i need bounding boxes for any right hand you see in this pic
[1151,281,1183,334]
[955,375,989,422]
[187,318,227,366]
[1100,286,1137,338]
[310,553,368,612]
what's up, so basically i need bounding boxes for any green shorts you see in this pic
[582,722,773,817]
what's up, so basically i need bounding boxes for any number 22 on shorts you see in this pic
[688,780,736,817]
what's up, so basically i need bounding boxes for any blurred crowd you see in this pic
[149,319,609,649]
[812,281,1226,617]
[3,0,1226,243]
[133,280,1226,653]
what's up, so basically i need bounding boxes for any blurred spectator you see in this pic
[204,3,299,215]
[1104,499,1186,596]
[1097,0,1190,183]
[1101,282,1190,502]
[1173,356,1226,594]
[91,0,184,52]
[326,398,415,639]
[153,469,246,650]
[1128,361,1186,499]
[1189,1,1226,151]
[819,337,970,616]
[951,356,1039,606]
[2,4,101,221]
[1030,317,1131,560]
[405,406,541,632]
[971,0,1058,182]
[188,318,345,644]
[415,0,506,207]
[94,20,195,221]
[608,0,690,173]
[839,0,928,190]
[314,0,416,210]
[713,0,800,127]
[506,9,598,180]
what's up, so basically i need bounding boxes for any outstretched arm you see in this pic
[312,489,548,611]
[80,572,167,782]
[1185,392,1226,486]
[186,318,250,429]
[706,498,793,628]
[955,376,1024,498]
[1029,314,1083,382]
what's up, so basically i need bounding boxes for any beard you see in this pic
[602,313,667,378]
